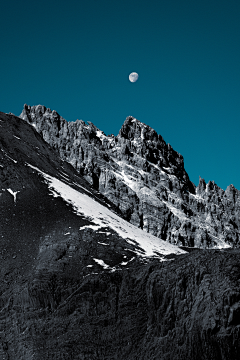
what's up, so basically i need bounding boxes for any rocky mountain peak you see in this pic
[118,115,159,143]
[1,108,240,359]
[18,104,240,249]
[21,104,66,126]
[225,183,239,203]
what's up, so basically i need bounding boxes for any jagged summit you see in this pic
[0,109,188,288]
[18,104,240,249]
[118,115,158,141]
[1,107,240,359]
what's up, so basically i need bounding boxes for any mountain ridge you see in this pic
[1,108,240,359]
[19,104,240,249]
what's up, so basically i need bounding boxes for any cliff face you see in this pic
[1,244,240,359]
[1,111,240,359]
[19,105,240,249]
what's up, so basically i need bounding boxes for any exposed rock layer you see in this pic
[1,243,240,359]
[0,111,240,359]
[19,105,240,248]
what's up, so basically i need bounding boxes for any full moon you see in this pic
[129,72,139,82]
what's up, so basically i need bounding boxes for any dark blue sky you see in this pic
[1,0,240,190]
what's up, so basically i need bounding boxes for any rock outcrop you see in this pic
[1,240,240,359]
[1,110,240,359]
[19,105,240,249]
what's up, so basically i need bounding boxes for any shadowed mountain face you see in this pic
[19,104,240,249]
[1,110,240,359]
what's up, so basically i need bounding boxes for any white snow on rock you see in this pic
[162,200,188,221]
[96,130,107,140]
[27,163,186,258]
[93,258,111,269]
[93,258,117,272]
[96,130,114,144]
[80,224,102,231]
[3,151,18,164]
[120,261,129,266]
[110,163,162,207]
[189,193,205,202]
[210,234,231,249]
[7,188,20,203]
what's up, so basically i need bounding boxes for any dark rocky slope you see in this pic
[1,244,240,359]
[19,104,240,249]
[0,111,240,359]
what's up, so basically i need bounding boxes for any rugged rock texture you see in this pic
[1,242,240,359]
[1,111,240,359]
[0,111,124,218]
[19,105,240,249]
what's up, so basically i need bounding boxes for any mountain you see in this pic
[19,104,240,249]
[0,109,240,359]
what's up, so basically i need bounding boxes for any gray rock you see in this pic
[19,105,240,249]
[1,110,240,359]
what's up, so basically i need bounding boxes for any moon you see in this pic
[129,72,139,82]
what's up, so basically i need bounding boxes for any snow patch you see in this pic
[7,189,20,203]
[211,235,231,249]
[138,169,146,176]
[121,170,139,193]
[4,153,17,163]
[96,130,107,139]
[162,201,188,221]
[190,193,205,201]
[79,224,102,231]
[26,163,186,258]
[93,258,110,270]
[96,130,113,143]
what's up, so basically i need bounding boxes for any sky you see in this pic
[1,0,240,191]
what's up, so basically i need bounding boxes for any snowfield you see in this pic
[27,163,186,258]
